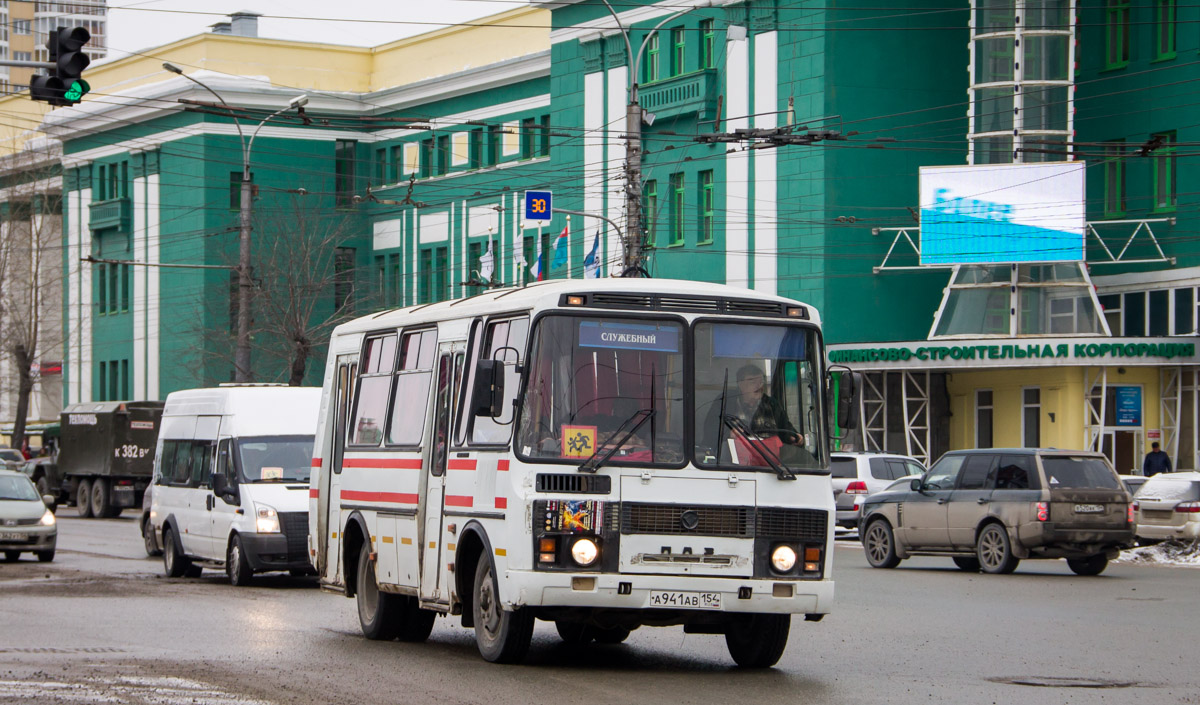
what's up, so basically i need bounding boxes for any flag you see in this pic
[479,240,494,283]
[530,252,544,281]
[583,230,601,279]
[551,223,569,270]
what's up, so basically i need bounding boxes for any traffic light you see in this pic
[29,26,90,106]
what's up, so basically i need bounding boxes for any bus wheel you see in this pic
[75,479,93,518]
[725,614,790,668]
[554,620,595,645]
[394,597,437,643]
[356,543,399,640]
[593,626,632,644]
[472,553,533,663]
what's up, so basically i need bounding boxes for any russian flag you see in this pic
[530,252,544,281]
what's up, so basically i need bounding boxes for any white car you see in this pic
[1132,472,1200,542]
[0,469,57,562]
[0,449,25,471]
[830,452,926,529]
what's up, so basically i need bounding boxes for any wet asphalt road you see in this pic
[0,516,1197,705]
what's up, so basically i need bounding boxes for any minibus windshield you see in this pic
[235,435,315,483]
[516,315,685,467]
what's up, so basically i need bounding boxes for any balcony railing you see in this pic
[89,197,130,232]
[640,70,718,121]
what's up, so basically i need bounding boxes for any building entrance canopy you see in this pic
[829,337,1198,371]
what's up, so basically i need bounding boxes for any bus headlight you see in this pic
[570,537,599,567]
[255,503,280,533]
[770,545,797,572]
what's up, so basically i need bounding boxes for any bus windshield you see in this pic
[693,322,824,472]
[517,315,685,467]
[235,435,315,483]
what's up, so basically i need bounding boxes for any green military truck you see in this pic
[59,401,164,518]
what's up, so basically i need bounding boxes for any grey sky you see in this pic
[104,1,517,61]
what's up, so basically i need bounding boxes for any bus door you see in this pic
[320,355,356,581]
[420,342,464,602]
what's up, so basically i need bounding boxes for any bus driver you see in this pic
[704,364,806,460]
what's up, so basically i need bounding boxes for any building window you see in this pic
[13,20,30,35]
[334,247,355,312]
[1150,289,1169,336]
[671,26,685,77]
[487,125,501,166]
[389,253,401,307]
[521,117,536,160]
[96,263,108,314]
[335,140,357,208]
[436,135,450,176]
[1152,131,1176,211]
[1175,287,1195,335]
[1103,140,1125,216]
[698,170,714,245]
[1105,0,1130,69]
[644,179,657,248]
[374,148,386,185]
[1156,0,1176,60]
[669,172,685,246]
[976,389,994,449]
[98,362,107,401]
[646,32,660,83]
[420,138,433,178]
[538,114,550,158]
[389,145,403,181]
[1099,293,1122,335]
[1123,291,1145,336]
[701,19,715,69]
[1022,388,1041,448]
[469,128,483,169]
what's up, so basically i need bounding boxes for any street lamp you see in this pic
[598,0,712,276]
[163,62,307,382]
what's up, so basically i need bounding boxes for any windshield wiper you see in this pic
[579,408,656,474]
[721,415,796,481]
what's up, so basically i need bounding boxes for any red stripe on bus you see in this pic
[341,490,419,505]
[445,495,474,508]
[311,458,322,468]
[309,489,319,498]
[447,458,477,471]
[497,460,510,472]
[342,457,423,470]
[495,497,508,509]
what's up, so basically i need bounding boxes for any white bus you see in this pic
[308,278,854,667]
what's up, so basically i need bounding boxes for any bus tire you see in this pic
[227,534,255,587]
[725,613,790,668]
[356,543,399,640]
[472,553,533,664]
[75,479,93,518]
[554,620,595,645]
[394,597,437,643]
[593,626,632,644]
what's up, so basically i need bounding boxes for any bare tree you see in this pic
[0,141,65,451]
[185,194,377,387]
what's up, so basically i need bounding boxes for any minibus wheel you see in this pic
[356,543,399,640]
[472,553,533,663]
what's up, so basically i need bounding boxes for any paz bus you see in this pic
[308,278,854,667]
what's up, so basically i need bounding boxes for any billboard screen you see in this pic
[919,162,1086,265]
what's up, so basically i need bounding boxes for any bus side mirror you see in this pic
[473,359,506,418]
[829,368,860,430]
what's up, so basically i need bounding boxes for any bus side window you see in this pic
[453,319,484,447]
[172,440,193,486]
[157,440,175,485]
[349,333,398,446]
[387,329,437,446]
[470,317,528,445]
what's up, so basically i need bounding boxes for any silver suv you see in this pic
[860,449,1134,576]
[831,452,926,529]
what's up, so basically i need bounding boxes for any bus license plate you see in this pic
[1074,504,1105,513]
[648,591,722,610]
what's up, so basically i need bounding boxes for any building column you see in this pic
[725,35,750,288]
[132,174,147,399]
[605,65,627,276]
[146,173,160,400]
[752,31,778,295]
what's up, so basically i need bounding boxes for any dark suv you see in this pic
[859,449,1134,576]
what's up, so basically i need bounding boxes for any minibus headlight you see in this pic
[570,537,599,566]
[771,545,797,572]
[255,503,280,533]
[40,509,56,526]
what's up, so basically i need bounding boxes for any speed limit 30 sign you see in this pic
[524,190,552,223]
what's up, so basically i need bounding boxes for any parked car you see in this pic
[1131,472,1200,543]
[0,449,25,471]
[0,469,57,562]
[859,449,1134,576]
[1119,475,1149,497]
[830,452,926,529]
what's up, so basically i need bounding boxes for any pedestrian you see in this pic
[1143,441,1172,476]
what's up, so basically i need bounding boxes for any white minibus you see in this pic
[310,279,855,666]
[150,384,320,585]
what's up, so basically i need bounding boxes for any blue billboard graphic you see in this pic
[1115,386,1142,427]
[919,163,1086,265]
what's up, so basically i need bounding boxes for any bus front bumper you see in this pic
[502,570,834,615]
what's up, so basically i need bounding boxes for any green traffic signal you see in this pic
[64,79,89,102]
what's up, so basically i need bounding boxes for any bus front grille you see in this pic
[756,507,828,543]
[620,503,753,538]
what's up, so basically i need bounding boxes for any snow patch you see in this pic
[1116,541,1200,568]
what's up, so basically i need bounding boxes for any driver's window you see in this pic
[470,317,527,445]
[216,439,234,484]
[923,455,965,490]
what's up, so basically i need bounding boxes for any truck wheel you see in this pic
[75,479,93,518]
[725,613,790,668]
[90,479,111,518]
[163,526,191,578]
[227,534,255,587]
[472,552,534,663]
